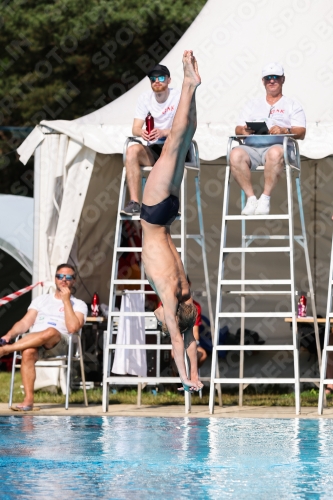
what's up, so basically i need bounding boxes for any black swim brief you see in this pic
[148,143,164,161]
[148,143,191,162]
[140,194,179,226]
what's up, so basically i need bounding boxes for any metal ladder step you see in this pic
[107,344,172,350]
[212,378,296,384]
[223,291,292,295]
[106,376,182,384]
[221,247,291,253]
[225,214,289,220]
[243,235,305,240]
[212,377,320,383]
[220,279,291,285]
[119,214,141,221]
[113,279,150,285]
[218,312,292,318]
[215,345,294,351]
[109,311,155,317]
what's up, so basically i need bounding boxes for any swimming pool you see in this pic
[0,416,332,499]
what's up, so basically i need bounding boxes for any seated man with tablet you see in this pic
[230,62,306,215]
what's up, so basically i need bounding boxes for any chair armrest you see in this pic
[185,140,200,169]
[227,137,243,165]
[123,137,143,165]
[283,136,300,170]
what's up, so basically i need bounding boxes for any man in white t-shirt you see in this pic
[0,263,88,411]
[121,63,181,215]
[230,62,306,215]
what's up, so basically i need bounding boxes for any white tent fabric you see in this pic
[30,131,95,289]
[18,0,333,164]
[0,194,33,273]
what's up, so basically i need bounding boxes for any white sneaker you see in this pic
[241,197,258,215]
[255,196,270,215]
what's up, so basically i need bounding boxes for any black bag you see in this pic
[297,321,325,355]
[235,328,265,345]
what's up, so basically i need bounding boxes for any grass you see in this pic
[1,371,331,407]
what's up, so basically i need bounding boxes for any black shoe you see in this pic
[121,201,141,216]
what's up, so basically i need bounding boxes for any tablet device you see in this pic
[246,121,269,135]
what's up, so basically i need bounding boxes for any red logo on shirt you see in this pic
[162,105,175,115]
[59,307,64,312]
[270,109,285,114]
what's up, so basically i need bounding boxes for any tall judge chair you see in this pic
[102,137,220,414]
[318,233,333,414]
[209,135,321,415]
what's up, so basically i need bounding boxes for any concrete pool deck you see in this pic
[1,403,333,418]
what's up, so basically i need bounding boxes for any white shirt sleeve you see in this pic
[134,93,148,120]
[290,100,306,128]
[28,296,42,312]
[73,299,88,321]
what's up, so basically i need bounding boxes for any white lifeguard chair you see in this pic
[318,233,333,414]
[102,138,219,413]
[209,135,322,415]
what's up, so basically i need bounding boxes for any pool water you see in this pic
[1,416,333,499]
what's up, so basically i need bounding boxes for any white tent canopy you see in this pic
[18,0,333,163]
[16,0,333,309]
[0,194,33,273]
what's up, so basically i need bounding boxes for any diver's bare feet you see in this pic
[177,377,203,393]
[182,50,201,87]
[192,379,203,389]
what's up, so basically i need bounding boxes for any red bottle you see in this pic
[145,111,154,134]
[297,295,307,318]
[91,292,100,317]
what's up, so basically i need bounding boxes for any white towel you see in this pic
[112,292,147,376]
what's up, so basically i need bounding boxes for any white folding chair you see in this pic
[8,331,88,410]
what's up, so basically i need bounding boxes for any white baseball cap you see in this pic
[262,62,284,78]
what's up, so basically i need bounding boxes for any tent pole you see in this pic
[32,143,42,299]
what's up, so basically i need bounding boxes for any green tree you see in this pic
[0,0,207,127]
[0,0,206,196]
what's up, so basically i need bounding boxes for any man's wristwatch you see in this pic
[287,127,291,134]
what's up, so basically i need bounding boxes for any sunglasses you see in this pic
[264,75,282,81]
[149,75,166,82]
[55,273,76,281]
